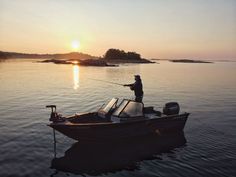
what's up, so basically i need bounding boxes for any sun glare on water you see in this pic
[73,65,80,90]
[71,40,80,51]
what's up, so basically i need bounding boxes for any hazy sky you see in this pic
[0,0,236,59]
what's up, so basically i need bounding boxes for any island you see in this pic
[40,49,154,66]
[102,48,154,64]
[170,59,213,63]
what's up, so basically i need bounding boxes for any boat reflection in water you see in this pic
[51,132,186,176]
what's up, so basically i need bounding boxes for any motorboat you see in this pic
[46,98,190,141]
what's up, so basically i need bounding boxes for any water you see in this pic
[0,59,236,177]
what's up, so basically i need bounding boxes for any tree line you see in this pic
[104,49,142,60]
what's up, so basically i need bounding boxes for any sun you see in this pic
[71,40,80,51]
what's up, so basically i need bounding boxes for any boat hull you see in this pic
[49,113,189,141]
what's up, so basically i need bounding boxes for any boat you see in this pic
[46,98,190,141]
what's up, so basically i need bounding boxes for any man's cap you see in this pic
[134,75,141,78]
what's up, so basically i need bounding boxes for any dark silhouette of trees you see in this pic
[0,51,8,59]
[104,49,141,60]
[126,52,141,60]
[0,51,95,60]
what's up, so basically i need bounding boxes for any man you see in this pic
[124,75,144,102]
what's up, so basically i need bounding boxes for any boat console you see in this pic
[98,98,181,122]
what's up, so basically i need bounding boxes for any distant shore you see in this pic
[4,51,234,64]
[151,59,213,63]
[0,50,155,66]
[170,59,213,63]
[0,51,95,60]
[39,59,118,67]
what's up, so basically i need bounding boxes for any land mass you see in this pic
[102,48,154,64]
[0,49,154,66]
[0,51,95,60]
[170,59,213,63]
[1,50,215,65]
[150,58,213,63]
[40,59,117,67]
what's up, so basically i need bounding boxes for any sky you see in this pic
[0,0,236,60]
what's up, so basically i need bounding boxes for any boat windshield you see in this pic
[112,100,143,118]
[98,98,118,118]
[103,98,118,113]
[112,100,129,116]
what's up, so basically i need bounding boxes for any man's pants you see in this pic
[135,96,143,103]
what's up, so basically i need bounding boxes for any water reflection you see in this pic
[51,132,186,176]
[73,65,80,89]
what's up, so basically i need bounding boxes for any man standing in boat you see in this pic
[124,75,144,102]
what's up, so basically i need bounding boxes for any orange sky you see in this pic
[0,0,236,60]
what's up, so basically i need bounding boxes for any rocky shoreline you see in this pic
[170,59,213,63]
[103,58,155,64]
[39,59,118,67]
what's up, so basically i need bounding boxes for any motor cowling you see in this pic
[163,102,180,115]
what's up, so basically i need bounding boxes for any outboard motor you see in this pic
[46,105,65,122]
[163,102,180,115]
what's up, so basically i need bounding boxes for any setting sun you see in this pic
[71,40,80,51]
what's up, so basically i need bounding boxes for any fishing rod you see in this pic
[89,78,158,90]
[88,78,124,86]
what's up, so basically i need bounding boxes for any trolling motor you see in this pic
[46,105,65,122]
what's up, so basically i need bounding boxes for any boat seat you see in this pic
[144,107,161,116]
[144,106,155,113]
[98,107,116,119]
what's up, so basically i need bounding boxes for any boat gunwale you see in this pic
[48,112,190,127]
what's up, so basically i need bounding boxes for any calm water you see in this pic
[0,59,236,177]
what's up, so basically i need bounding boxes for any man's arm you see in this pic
[123,83,133,87]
